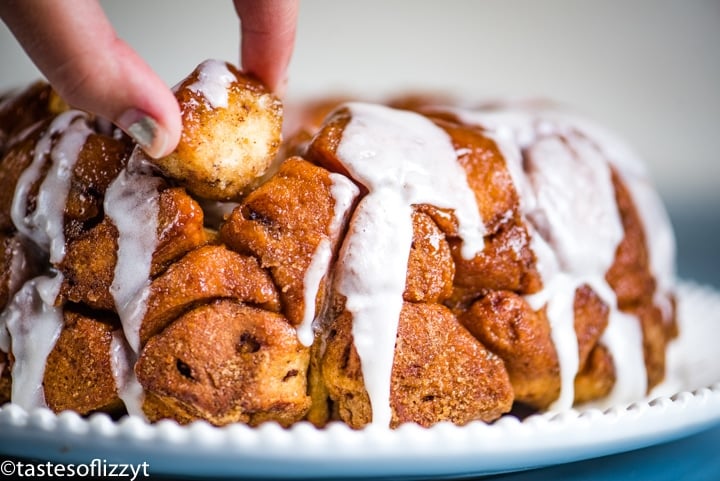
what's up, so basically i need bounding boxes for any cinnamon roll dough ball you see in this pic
[156,60,282,201]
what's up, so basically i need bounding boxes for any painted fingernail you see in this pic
[115,108,169,159]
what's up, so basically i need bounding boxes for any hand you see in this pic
[0,0,299,159]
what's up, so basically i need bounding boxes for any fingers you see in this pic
[0,0,181,158]
[234,0,299,96]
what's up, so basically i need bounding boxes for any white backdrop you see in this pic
[1,0,718,205]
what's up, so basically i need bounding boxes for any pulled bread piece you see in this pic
[154,60,283,200]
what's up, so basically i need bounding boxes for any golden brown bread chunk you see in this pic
[459,290,561,410]
[458,285,618,410]
[392,302,514,427]
[59,187,207,310]
[0,350,11,405]
[43,310,124,416]
[404,210,455,303]
[0,124,42,233]
[0,234,43,312]
[573,284,611,373]
[605,170,676,390]
[0,81,67,155]
[606,170,657,309]
[0,114,130,241]
[447,218,540,303]
[435,119,542,296]
[573,344,616,404]
[139,244,281,347]
[633,302,671,390]
[313,204,515,428]
[319,302,514,429]
[136,299,310,427]
[281,96,351,159]
[63,132,131,241]
[304,107,356,182]
[155,60,282,200]
[220,156,355,327]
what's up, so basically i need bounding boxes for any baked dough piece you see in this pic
[220,156,358,329]
[0,81,67,156]
[136,299,310,427]
[58,186,207,311]
[154,60,282,200]
[43,310,124,416]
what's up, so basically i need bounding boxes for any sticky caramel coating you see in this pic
[573,344,616,404]
[404,210,454,303]
[459,290,560,410]
[448,217,541,302]
[304,107,356,182]
[63,132,131,241]
[43,310,124,416]
[59,187,207,310]
[155,61,282,200]
[633,301,671,390]
[438,119,542,295]
[320,301,514,429]
[0,234,43,312]
[0,81,67,155]
[571,285,617,402]
[606,170,657,308]
[0,123,42,233]
[281,96,350,159]
[573,284,610,372]
[220,156,352,326]
[139,244,281,347]
[0,350,11,405]
[606,170,676,389]
[57,220,117,310]
[136,299,310,427]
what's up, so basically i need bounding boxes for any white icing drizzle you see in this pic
[523,130,628,409]
[109,330,146,418]
[452,105,658,409]
[333,102,485,427]
[598,303,647,407]
[104,148,162,354]
[187,59,235,110]
[300,238,331,347]
[525,273,579,409]
[544,111,677,322]
[0,274,64,410]
[11,110,92,263]
[298,173,359,347]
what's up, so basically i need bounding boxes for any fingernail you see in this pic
[115,108,169,159]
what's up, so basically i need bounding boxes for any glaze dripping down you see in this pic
[331,102,486,427]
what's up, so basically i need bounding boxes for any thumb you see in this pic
[0,0,181,158]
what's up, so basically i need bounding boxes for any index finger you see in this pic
[233,0,299,96]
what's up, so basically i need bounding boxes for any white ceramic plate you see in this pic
[1,281,719,480]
